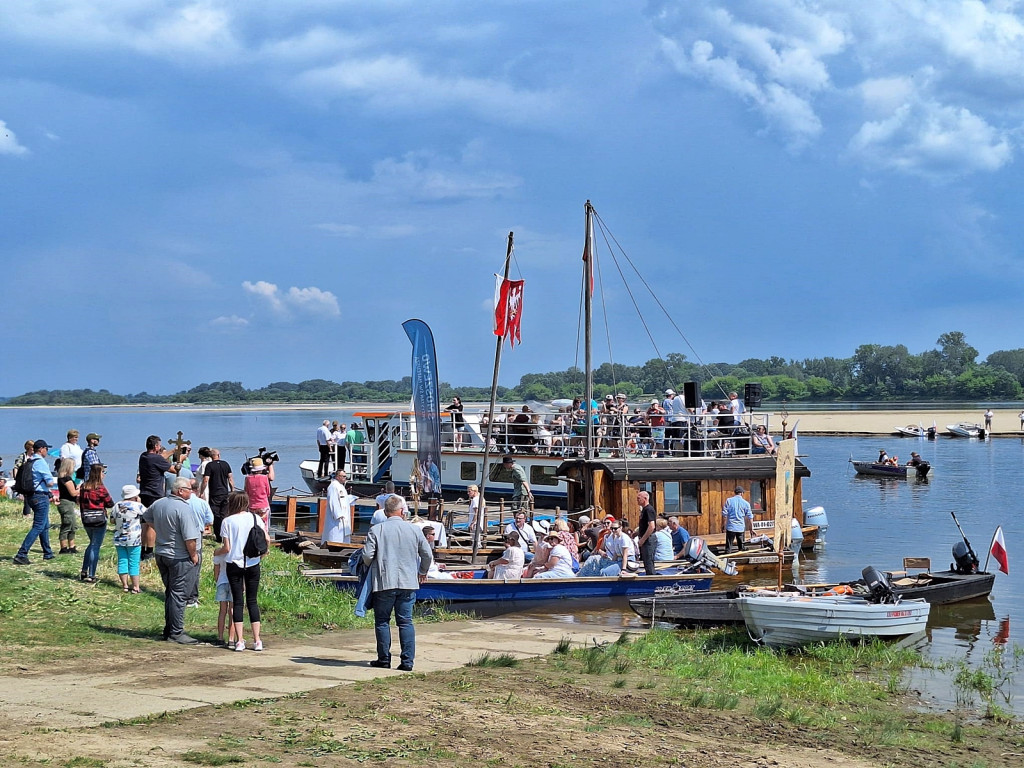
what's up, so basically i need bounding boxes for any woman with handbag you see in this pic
[78,463,114,584]
[214,491,267,652]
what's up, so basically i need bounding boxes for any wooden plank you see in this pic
[285,496,297,533]
[316,497,327,536]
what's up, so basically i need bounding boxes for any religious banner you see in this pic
[402,319,442,497]
[773,438,796,552]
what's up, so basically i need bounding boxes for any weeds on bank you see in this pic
[0,497,462,663]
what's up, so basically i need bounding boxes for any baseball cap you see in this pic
[665,388,675,396]
[33,439,51,451]
[86,433,102,441]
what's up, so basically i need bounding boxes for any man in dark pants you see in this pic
[635,490,658,575]
[199,448,234,541]
[13,439,58,565]
[361,495,432,671]
[138,435,179,560]
[722,486,753,554]
[142,478,201,644]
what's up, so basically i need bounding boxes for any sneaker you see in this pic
[234,641,246,652]
[168,634,200,645]
[368,659,390,669]
[185,600,199,608]
[12,555,30,565]
[253,640,263,652]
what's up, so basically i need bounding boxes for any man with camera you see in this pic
[138,436,180,561]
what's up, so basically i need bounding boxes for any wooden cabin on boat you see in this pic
[555,455,812,543]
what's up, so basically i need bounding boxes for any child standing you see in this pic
[213,550,235,647]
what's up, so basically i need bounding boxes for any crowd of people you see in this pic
[7,430,271,650]
[469,390,761,458]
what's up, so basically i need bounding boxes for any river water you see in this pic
[1,407,1021,711]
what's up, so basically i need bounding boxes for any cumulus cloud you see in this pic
[649,0,1024,174]
[242,280,340,317]
[210,314,249,330]
[0,119,29,156]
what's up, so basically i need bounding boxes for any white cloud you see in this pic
[369,150,521,201]
[242,280,339,317]
[210,314,249,330]
[0,119,29,156]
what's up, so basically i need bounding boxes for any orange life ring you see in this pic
[822,584,854,596]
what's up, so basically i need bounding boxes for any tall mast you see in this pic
[476,231,514,556]
[584,201,595,458]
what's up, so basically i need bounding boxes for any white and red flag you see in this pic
[990,526,1009,574]
[493,276,524,347]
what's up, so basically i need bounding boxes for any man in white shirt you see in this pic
[503,510,537,554]
[316,420,332,477]
[323,469,354,544]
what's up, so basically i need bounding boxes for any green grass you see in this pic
[0,497,463,663]
[467,652,521,668]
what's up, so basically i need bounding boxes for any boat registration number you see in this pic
[887,610,912,618]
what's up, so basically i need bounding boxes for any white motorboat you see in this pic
[736,566,930,648]
[894,424,925,437]
[945,422,984,438]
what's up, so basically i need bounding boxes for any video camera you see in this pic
[241,447,280,475]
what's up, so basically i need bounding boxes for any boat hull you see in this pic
[305,569,714,602]
[737,594,931,648]
[946,423,982,438]
[851,461,930,479]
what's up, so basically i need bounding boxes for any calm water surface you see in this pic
[2,409,1021,711]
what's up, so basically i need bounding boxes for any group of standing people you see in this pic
[10,431,268,651]
[316,419,364,478]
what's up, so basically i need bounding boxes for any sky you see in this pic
[4,0,1024,396]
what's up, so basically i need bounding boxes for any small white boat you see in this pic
[736,567,930,648]
[736,592,930,648]
[894,424,925,437]
[946,423,984,438]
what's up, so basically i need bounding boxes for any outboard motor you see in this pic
[680,537,739,576]
[862,566,896,603]
[682,536,706,562]
[951,540,978,574]
[914,461,931,479]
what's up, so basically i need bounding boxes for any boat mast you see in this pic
[476,231,514,556]
[584,201,595,459]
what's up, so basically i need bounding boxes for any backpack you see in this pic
[243,512,269,559]
[14,457,38,497]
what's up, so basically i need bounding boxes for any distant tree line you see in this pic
[5,331,1023,406]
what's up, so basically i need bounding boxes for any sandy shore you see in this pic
[760,408,1021,436]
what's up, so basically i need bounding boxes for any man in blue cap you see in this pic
[13,440,58,565]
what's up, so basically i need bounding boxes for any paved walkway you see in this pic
[0,618,638,729]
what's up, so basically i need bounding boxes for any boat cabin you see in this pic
[555,456,811,539]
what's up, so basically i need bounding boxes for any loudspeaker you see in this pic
[744,382,762,409]
[683,381,701,410]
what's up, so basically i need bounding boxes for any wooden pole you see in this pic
[477,231,514,557]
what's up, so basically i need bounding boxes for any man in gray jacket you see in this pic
[362,495,433,671]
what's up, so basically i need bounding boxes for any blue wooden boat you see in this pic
[303,567,713,602]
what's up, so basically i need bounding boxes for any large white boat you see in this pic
[945,422,984,438]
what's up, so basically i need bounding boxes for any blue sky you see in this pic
[4,1,1024,396]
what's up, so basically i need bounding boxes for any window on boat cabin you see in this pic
[530,465,559,487]
[460,462,477,481]
[662,481,700,517]
[749,481,765,513]
[489,463,513,483]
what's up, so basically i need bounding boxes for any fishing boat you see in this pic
[850,459,930,479]
[304,566,714,602]
[946,422,984,438]
[736,590,930,648]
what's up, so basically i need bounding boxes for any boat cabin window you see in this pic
[530,465,559,487]
[489,464,513,483]
[460,462,477,481]
[663,481,700,517]
[749,482,765,513]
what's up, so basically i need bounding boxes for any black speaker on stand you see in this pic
[743,382,762,409]
[683,382,701,410]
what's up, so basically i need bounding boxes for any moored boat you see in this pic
[850,459,930,479]
[946,422,984,438]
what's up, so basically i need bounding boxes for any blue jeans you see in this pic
[82,525,107,578]
[17,493,54,559]
[372,588,416,667]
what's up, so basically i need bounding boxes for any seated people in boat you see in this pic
[578,519,637,577]
[549,518,579,569]
[411,511,448,547]
[751,425,776,455]
[579,517,600,560]
[503,511,537,555]
[666,516,691,558]
[533,414,553,454]
[525,533,552,577]
[877,449,889,465]
[530,532,576,579]
[486,531,526,580]
[375,481,408,518]
[421,526,454,579]
[653,519,674,562]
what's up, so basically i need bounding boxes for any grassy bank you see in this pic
[0,496,457,667]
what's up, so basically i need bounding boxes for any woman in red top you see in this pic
[244,458,275,527]
[78,463,114,583]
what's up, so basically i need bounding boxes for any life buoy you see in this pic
[822,584,854,596]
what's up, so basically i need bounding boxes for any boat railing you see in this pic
[390,409,776,459]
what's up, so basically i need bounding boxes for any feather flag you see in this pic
[990,526,1009,574]
[493,276,524,347]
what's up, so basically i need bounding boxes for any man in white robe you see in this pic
[322,469,355,544]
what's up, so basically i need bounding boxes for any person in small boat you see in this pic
[549,518,579,568]
[525,532,552,577]
[503,509,536,554]
[597,521,638,577]
[666,516,691,559]
[653,519,674,562]
[877,449,889,465]
[531,532,576,579]
[486,531,525,580]
[722,486,753,554]
[751,425,776,455]
[906,452,925,467]
[420,527,454,579]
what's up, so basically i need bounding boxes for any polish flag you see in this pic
[493,277,524,347]
[990,526,1009,574]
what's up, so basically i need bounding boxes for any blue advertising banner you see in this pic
[402,319,442,497]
